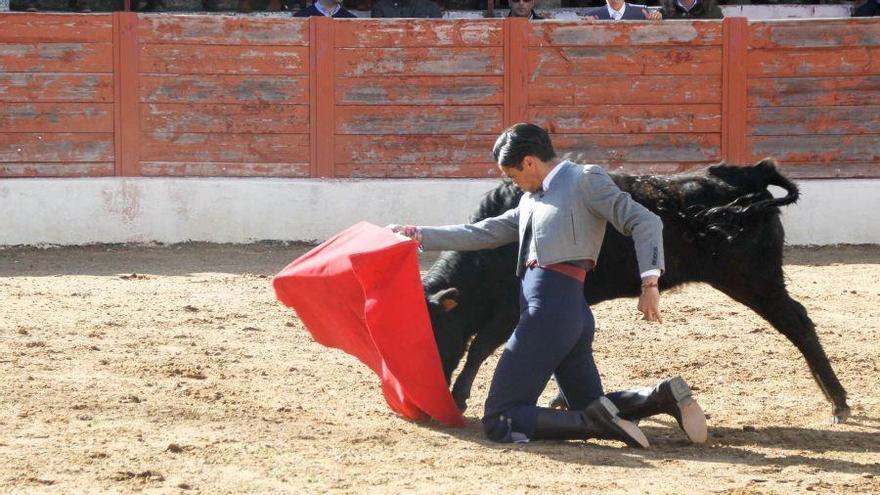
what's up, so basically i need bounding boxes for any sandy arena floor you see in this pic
[1,243,879,494]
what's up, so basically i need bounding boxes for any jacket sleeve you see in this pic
[582,167,665,274]
[419,206,520,252]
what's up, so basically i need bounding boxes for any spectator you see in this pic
[371,0,442,18]
[295,0,358,17]
[853,0,879,16]
[659,0,722,19]
[509,0,545,19]
[583,0,662,20]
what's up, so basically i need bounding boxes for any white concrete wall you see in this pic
[0,177,877,246]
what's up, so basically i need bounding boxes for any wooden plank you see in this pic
[528,21,723,47]
[114,11,140,178]
[0,162,114,178]
[750,19,880,49]
[139,45,308,75]
[528,75,721,105]
[0,103,113,133]
[335,76,503,105]
[142,103,309,134]
[553,133,721,163]
[335,48,504,77]
[748,106,880,136]
[0,133,114,162]
[139,75,308,103]
[335,106,503,135]
[603,162,709,175]
[138,15,308,46]
[748,76,880,107]
[139,161,310,177]
[722,16,748,165]
[334,19,503,48]
[530,105,721,134]
[311,16,334,178]
[748,47,880,77]
[0,43,113,73]
[0,73,113,102]
[776,162,880,179]
[506,17,529,126]
[748,135,880,164]
[140,132,309,163]
[0,14,113,43]
[529,46,722,77]
[335,162,501,178]
[335,134,495,163]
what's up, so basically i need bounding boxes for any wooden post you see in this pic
[113,12,139,176]
[722,17,748,165]
[310,16,335,178]
[504,16,528,128]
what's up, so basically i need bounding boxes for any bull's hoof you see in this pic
[548,394,568,410]
[832,404,851,424]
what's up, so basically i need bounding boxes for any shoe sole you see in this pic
[669,376,708,444]
[600,397,650,448]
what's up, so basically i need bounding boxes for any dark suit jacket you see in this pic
[660,0,723,19]
[583,3,649,19]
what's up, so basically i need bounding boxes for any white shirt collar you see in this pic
[541,161,566,192]
[675,0,698,11]
[314,1,341,16]
[606,2,627,19]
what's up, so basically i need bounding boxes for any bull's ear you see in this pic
[432,287,460,312]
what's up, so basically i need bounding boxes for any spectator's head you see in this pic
[509,0,537,18]
[607,0,625,10]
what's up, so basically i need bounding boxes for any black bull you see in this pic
[422,159,850,424]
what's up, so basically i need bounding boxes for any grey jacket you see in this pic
[420,161,665,277]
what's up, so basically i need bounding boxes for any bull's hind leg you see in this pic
[712,281,850,423]
[451,310,518,412]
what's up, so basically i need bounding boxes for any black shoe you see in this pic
[609,376,708,444]
[531,397,649,448]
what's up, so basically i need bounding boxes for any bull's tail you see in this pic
[704,158,798,220]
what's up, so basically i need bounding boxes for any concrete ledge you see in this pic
[0,177,877,246]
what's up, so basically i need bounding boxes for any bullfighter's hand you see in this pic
[637,277,662,323]
[386,224,423,243]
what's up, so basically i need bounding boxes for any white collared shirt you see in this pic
[542,160,661,279]
[606,2,627,20]
[314,0,341,17]
[675,0,698,12]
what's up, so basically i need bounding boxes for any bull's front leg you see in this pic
[451,311,518,412]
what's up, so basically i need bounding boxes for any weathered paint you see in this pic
[748,76,880,107]
[0,73,114,102]
[749,135,880,164]
[748,47,880,77]
[528,75,722,105]
[335,134,494,164]
[0,13,113,43]
[142,103,309,134]
[335,76,503,105]
[0,103,113,133]
[530,105,722,134]
[140,161,310,177]
[528,21,722,47]
[749,18,880,49]
[748,106,880,135]
[0,162,114,177]
[335,48,504,77]
[139,75,308,103]
[138,14,308,46]
[335,162,500,178]
[528,46,723,77]
[554,133,721,163]
[0,43,112,72]
[0,133,114,162]
[334,19,503,48]
[140,133,309,163]
[335,106,503,135]
[139,44,309,75]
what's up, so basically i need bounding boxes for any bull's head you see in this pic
[424,287,468,384]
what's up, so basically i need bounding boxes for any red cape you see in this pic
[272,222,465,427]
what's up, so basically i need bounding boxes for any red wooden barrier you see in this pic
[1,14,878,179]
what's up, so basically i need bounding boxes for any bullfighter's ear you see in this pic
[433,288,460,312]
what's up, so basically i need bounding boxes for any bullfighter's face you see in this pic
[498,157,544,193]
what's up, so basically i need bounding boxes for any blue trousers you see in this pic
[482,266,605,442]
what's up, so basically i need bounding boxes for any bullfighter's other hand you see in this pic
[386,224,423,243]
[637,275,662,323]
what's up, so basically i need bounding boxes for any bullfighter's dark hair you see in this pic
[492,123,556,170]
